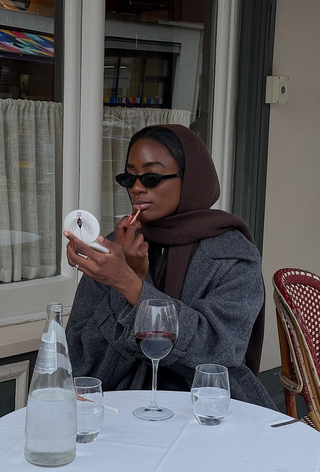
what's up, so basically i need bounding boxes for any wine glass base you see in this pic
[133,406,174,421]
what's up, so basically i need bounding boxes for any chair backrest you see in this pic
[273,268,320,429]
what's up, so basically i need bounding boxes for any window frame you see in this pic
[232,0,277,253]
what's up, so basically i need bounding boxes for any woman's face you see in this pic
[126,138,183,223]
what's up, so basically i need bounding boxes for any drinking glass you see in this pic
[133,299,179,421]
[191,364,230,426]
[74,377,104,443]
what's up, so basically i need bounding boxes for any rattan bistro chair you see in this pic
[273,268,320,430]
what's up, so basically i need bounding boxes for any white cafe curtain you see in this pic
[0,102,190,283]
[0,99,62,283]
[101,106,191,236]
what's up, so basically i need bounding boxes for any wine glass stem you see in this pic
[149,359,160,409]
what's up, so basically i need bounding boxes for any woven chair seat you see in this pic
[273,268,320,431]
[301,414,317,429]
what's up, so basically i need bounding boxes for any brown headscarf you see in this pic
[128,124,264,375]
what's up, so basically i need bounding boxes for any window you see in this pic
[0,28,54,100]
[0,0,77,324]
[101,0,218,235]
[104,52,172,108]
[1,0,240,329]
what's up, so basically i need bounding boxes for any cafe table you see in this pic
[1,390,320,471]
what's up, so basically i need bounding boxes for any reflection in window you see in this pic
[104,53,172,108]
[0,0,62,283]
[101,0,214,236]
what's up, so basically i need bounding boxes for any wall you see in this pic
[261,0,320,371]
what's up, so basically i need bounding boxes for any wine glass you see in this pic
[133,299,179,421]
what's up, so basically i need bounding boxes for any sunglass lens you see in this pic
[141,174,160,187]
[116,174,136,187]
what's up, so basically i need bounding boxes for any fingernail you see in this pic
[97,235,104,243]
[63,231,70,238]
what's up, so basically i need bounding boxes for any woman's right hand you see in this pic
[64,232,143,306]
[114,216,149,280]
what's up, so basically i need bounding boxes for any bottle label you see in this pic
[35,331,57,374]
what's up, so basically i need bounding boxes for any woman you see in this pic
[65,124,275,409]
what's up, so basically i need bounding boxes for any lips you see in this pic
[132,202,151,211]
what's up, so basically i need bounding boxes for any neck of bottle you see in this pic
[47,302,63,327]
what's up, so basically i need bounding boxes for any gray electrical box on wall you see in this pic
[265,76,289,104]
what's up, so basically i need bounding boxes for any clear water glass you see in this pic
[191,364,230,426]
[74,377,104,443]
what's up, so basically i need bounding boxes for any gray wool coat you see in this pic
[66,230,276,410]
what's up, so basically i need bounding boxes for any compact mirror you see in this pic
[64,210,109,253]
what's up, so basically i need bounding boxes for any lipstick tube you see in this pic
[124,208,141,229]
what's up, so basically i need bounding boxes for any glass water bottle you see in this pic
[25,302,77,467]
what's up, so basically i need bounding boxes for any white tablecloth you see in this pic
[1,390,320,471]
